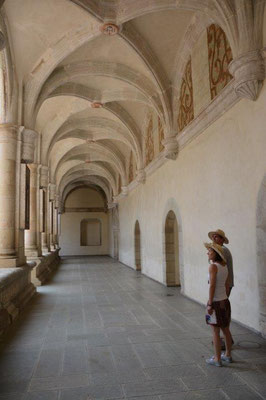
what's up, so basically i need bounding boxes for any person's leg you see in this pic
[212,326,221,361]
[221,326,232,357]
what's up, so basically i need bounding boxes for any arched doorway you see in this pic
[165,210,180,287]
[257,174,266,337]
[134,220,141,271]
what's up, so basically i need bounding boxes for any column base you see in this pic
[0,257,23,268]
[25,248,41,258]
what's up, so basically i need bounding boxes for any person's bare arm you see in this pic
[207,264,217,315]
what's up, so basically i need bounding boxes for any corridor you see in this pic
[0,257,266,400]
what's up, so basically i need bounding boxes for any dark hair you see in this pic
[213,249,223,262]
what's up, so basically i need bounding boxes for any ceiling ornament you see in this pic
[100,23,120,36]
[91,102,103,108]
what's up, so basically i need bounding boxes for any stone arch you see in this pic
[134,220,141,271]
[257,173,266,337]
[162,198,184,291]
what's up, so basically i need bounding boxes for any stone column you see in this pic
[24,164,41,257]
[49,184,56,251]
[40,166,49,254]
[53,206,59,249]
[0,124,22,267]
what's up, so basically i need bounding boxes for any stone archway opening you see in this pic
[134,220,141,271]
[165,210,180,287]
[257,174,266,337]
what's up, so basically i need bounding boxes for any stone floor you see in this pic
[0,256,266,400]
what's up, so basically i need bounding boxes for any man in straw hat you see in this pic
[208,229,234,295]
[208,229,234,348]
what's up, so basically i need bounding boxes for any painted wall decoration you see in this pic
[207,24,233,99]
[177,58,194,132]
[128,151,134,183]
[145,114,154,166]
[158,117,164,152]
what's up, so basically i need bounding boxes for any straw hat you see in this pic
[208,229,229,244]
[204,242,226,262]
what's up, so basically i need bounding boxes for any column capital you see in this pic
[21,128,38,164]
[49,183,56,201]
[229,50,265,101]
[40,165,49,188]
[162,135,179,160]
[136,169,146,184]
[121,186,128,197]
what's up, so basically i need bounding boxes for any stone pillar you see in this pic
[40,166,49,254]
[49,184,56,251]
[24,164,41,257]
[0,124,22,267]
[53,206,59,249]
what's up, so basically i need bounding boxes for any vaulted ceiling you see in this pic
[3,0,239,207]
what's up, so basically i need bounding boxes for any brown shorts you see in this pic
[206,299,231,328]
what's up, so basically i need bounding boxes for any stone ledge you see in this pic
[29,249,60,286]
[0,265,36,337]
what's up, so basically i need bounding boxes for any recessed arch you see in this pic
[162,198,184,291]
[165,210,180,287]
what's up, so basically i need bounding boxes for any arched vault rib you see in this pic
[46,115,141,168]
[59,162,117,197]
[59,169,116,199]
[120,22,172,130]
[62,178,112,207]
[42,92,143,168]
[33,62,164,128]
[69,0,238,57]
[52,143,127,186]
[24,21,102,127]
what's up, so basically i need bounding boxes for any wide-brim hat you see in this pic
[204,242,226,262]
[208,229,229,244]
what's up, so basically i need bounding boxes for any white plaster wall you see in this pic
[60,187,109,255]
[59,212,109,256]
[118,84,266,333]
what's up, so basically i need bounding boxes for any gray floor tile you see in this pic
[145,364,204,379]
[159,389,227,400]
[123,379,186,397]
[34,349,63,378]
[222,385,265,399]
[24,391,58,400]
[0,394,25,400]
[60,384,123,399]
[182,372,244,390]
[29,375,89,391]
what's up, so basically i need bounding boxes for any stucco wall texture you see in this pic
[118,85,266,333]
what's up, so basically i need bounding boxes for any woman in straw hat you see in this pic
[204,242,232,366]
